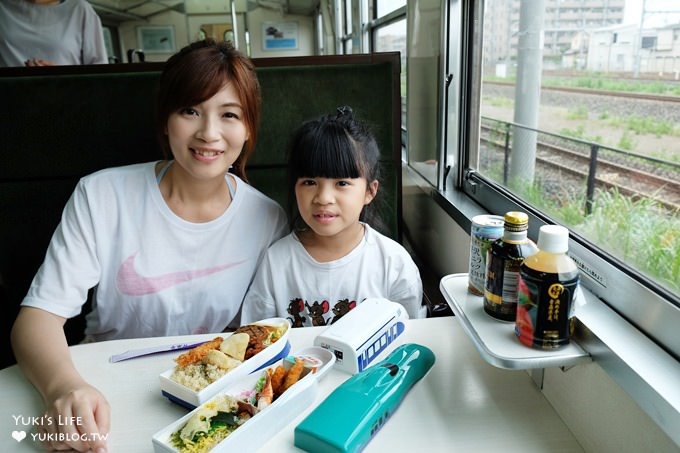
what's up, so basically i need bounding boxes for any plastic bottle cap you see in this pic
[537,225,569,253]
[504,211,528,231]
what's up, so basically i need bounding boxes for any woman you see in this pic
[0,0,108,67]
[10,39,287,452]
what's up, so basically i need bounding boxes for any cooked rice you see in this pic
[170,363,227,391]
[169,322,289,392]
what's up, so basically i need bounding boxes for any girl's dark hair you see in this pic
[155,39,261,181]
[287,106,386,233]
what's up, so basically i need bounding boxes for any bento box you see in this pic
[152,346,335,453]
[159,318,292,409]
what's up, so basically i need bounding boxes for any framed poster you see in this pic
[262,22,299,51]
[137,26,176,53]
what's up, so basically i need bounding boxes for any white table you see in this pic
[0,317,583,452]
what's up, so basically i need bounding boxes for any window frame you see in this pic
[429,0,680,443]
[444,0,680,359]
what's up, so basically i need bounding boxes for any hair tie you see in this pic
[336,105,353,118]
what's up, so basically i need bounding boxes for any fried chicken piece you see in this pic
[270,365,287,396]
[280,358,304,394]
[175,336,223,367]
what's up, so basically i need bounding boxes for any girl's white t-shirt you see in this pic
[241,224,425,327]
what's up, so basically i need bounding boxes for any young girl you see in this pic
[11,39,287,452]
[242,106,425,327]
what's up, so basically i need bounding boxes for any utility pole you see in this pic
[509,0,547,185]
[633,0,647,77]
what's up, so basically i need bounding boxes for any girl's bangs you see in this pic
[294,124,363,179]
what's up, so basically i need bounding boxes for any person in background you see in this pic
[241,106,426,328]
[10,39,287,452]
[0,0,108,67]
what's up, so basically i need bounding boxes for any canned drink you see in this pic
[468,215,504,295]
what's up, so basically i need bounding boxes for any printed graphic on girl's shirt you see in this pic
[286,297,357,327]
[287,298,307,327]
[306,300,330,326]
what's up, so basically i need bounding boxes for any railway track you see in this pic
[479,124,680,213]
[485,81,680,104]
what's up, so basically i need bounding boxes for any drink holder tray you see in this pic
[440,273,591,370]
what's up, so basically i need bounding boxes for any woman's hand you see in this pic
[11,307,111,452]
[24,58,55,66]
[38,383,110,452]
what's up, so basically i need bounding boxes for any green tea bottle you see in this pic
[483,212,538,321]
[515,225,580,349]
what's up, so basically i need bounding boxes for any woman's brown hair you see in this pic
[155,39,261,181]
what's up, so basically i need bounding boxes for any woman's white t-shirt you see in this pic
[21,162,287,340]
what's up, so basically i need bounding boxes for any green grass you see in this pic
[561,112,680,140]
[543,74,680,97]
[577,189,680,291]
[484,72,680,97]
[558,125,603,144]
[560,125,585,139]
[566,105,589,120]
[515,180,587,227]
[483,95,514,108]
[518,182,680,292]
[606,115,679,137]
[479,78,680,291]
[490,166,680,291]
[617,131,636,150]
[649,148,680,164]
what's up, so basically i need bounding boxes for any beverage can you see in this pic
[468,215,504,295]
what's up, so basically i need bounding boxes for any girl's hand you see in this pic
[38,384,110,452]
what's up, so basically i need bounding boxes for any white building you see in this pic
[648,23,680,76]
[587,22,680,76]
[483,0,625,70]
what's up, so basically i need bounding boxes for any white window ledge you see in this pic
[573,287,680,447]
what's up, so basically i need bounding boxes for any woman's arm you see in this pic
[241,253,280,325]
[11,307,110,452]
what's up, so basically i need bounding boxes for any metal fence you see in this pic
[480,116,680,215]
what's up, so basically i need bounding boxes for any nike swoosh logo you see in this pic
[116,252,246,296]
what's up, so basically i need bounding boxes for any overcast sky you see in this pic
[624,0,680,26]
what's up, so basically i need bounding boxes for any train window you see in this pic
[345,0,353,35]
[404,1,442,185]
[369,4,407,155]
[443,0,680,358]
[376,0,407,17]
[373,20,407,98]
